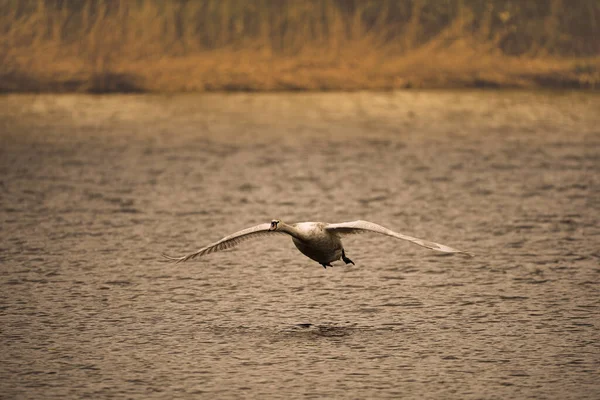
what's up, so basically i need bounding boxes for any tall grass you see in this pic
[1,0,598,92]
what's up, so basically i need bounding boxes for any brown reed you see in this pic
[0,0,598,92]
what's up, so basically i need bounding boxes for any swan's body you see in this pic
[163,220,472,268]
[289,222,345,266]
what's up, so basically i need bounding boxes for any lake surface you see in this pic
[1,91,599,399]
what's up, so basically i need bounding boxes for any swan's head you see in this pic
[269,219,280,231]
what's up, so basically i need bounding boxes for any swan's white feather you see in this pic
[162,223,283,263]
[325,220,472,256]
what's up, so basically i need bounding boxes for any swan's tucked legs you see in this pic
[342,249,355,265]
[321,263,333,269]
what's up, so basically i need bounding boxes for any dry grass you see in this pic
[1,0,598,93]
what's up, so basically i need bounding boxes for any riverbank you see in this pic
[1,1,598,93]
[2,49,598,93]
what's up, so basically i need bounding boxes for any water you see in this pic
[1,91,599,399]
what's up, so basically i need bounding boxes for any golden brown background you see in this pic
[1,0,599,92]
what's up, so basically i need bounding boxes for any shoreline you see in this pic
[2,1,598,94]
[1,57,597,94]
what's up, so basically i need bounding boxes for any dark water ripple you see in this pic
[1,92,599,399]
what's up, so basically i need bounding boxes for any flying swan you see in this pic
[163,220,472,268]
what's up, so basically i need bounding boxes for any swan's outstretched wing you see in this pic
[326,220,472,256]
[162,223,283,263]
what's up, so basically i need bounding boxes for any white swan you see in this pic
[163,220,472,268]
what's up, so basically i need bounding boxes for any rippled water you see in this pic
[1,92,599,399]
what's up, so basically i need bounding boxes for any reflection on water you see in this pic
[1,92,599,399]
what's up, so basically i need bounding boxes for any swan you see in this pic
[162,220,472,268]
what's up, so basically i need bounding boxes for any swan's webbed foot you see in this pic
[342,249,355,265]
[321,263,333,269]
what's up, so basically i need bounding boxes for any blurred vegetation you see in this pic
[0,0,599,92]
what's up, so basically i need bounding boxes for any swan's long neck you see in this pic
[278,222,302,240]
